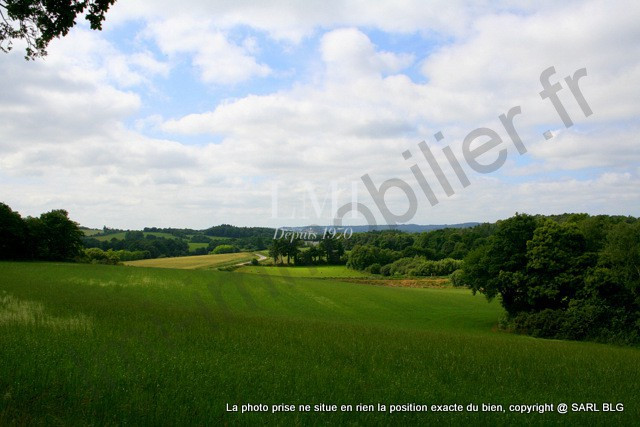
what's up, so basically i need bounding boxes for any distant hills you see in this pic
[82,222,482,238]
[281,223,481,234]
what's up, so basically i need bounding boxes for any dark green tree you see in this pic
[0,202,28,259]
[347,244,399,270]
[24,209,83,261]
[268,239,289,264]
[1,0,116,59]
[308,245,322,263]
[38,209,84,260]
[284,238,301,264]
[268,240,280,264]
[524,220,592,311]
[319,238,344,264]
[124,230,144,241]
[464,213,537,314]
[599,221,640,298]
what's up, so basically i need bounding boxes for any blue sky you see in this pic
[0,0,639,228]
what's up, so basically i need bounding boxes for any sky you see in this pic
[1,0,639,229]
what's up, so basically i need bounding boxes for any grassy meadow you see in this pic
[81,228,102,237]
[187,242,210,252]
[92,231,178,242]
[0,261,639,425]
[123,252,255,270]
[235,264,369,278]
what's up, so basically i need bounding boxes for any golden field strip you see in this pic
[123,252,255,269]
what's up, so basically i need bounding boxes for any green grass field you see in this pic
[92,231,178,242]
[123,252,255,269]
[81,228,102,236]
[1,262,639,425]
[236,264,369,278]
[188,242,209,252]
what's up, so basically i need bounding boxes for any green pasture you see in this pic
[0,262,638,425]
[235,264,369,278]
[123,253,254,270]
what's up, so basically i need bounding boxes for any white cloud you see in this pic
[143,18,271,84]
[419,0,640,125]
[1,0,639,228]
[107,0,590,43]
[154,3,640,224]
[108,0,476,42]
[513,172,640,216]
[321,28,414,80]
[0,52,140,150]
[526,128,640,171]
[130,52,171,78]
[46,29,169,88]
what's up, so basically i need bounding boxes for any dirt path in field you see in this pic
[340,277,451,289]
[235,253,267,266]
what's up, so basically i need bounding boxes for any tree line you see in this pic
[343,226,493,277]
[343,225,495,259]
[82,231,189,260]
[462,213,640,345]
[84,226,272,257]
[321,212,640,345]
[268,238,345,265]
[3,201,639,344]
[0,203,83,261]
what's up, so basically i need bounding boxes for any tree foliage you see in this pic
[0,202,28,259]
[464,213,640,344]
[0,0,116,59]
[344,223,496,280]
[35,209,84,260]
[211,244,238,255]
[267,238,345,266]
[377,256,462,277]
[347,244,400,270]
[0,202,83,261]
[82,232,189,259]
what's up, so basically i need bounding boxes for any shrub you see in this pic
[114,250,148,261]
[211,244,238,254]
[380,257,463,277]
[365,263,381,274]
[511,309,564,338]
[347,245,401,270]
[380,264,392,276]
[450,269,466,287]
[84,248,120,265]
[192,247,208,256]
